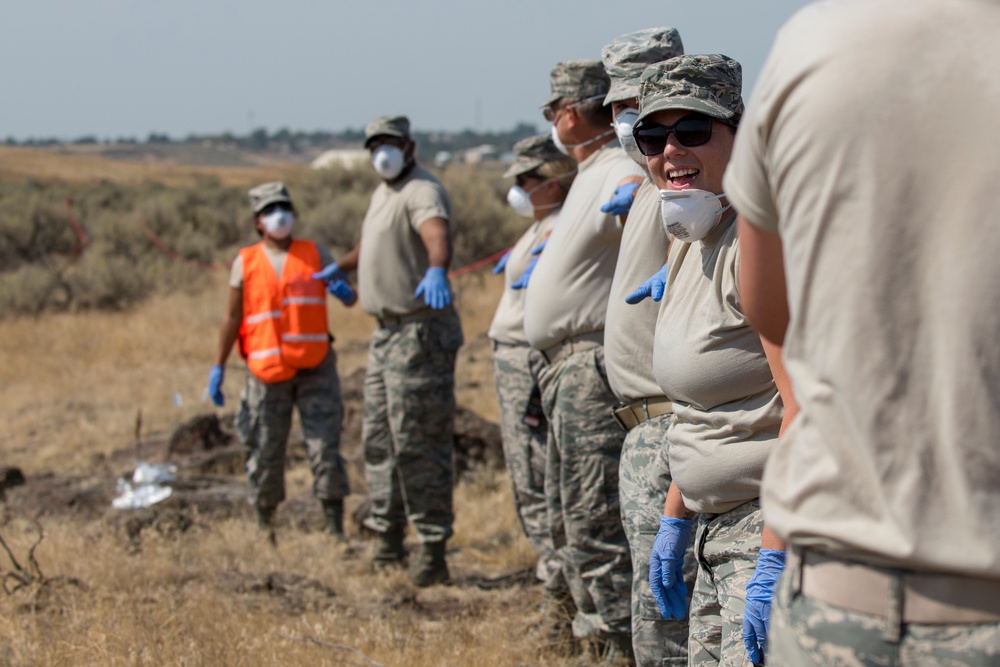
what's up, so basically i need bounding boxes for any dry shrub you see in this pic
[441,165,523,268]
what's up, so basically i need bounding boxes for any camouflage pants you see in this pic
[619,414,693,666]
[538,345,632,638]
[768,549,1000,667]
[362,312,463,544]
[238,348,349,511]
[689,499,762,667]
[492,343,556,581]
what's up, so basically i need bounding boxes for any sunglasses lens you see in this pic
[634,127,667,156]
[674,119,713,147]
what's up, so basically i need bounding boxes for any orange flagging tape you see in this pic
[137,216,231,271]
[448,247,510,279]
[64,197,92,257]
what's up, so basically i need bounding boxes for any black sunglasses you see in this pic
[260,202,292,215]
[632,116,720,155]
[516,172,543,188]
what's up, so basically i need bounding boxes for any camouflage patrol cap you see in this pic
[602,27,684,106]
[363,115,410,147]
[540,60,610,108]
[637,54,744,122]
[502,134,565,179]
[248,181,292,214]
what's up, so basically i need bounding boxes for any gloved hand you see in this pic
[312,262,349,285]
[600,181,641,215]
[511,240,546,290]
[625,262,668,304]
[649,516,694,620]
[742,549,787,665]
[207,364,225,407]
[325,279,356,305]
[414,266,451,309]
[492,250,511,275]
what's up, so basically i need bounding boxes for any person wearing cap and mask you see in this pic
[631,55,792,667]
[489,135,576,596]
[332,115,463,588]
[598,27,695,667]
[207,181,355,543]
[521,59,646,663]
[726,2,1000,665]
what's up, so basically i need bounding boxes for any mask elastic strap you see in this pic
[532,202,562,213]
[562,128,615,150]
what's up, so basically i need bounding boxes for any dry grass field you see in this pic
[0,151,587,666]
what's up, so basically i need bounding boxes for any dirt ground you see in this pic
[0,268,615,666]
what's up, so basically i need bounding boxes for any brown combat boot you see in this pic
[256,505,277,545]
[321,499,345,542]
[372,528,407,567]
[536,589,579,656]
[599,633,634,666]
[410,541,449,587]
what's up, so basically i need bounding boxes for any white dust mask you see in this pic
[613,108,645,167]
[659,189,731,243]
[507,185,535,217]
[550,123,570,156]
[371,145,406,180]
[262,209,295,239]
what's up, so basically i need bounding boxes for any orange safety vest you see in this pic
[238,240,329,383]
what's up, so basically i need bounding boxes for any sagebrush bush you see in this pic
[0,163,525,318]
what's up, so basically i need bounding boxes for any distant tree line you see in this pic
[2,123,541,160]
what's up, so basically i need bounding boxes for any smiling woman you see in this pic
[633,54,793,667]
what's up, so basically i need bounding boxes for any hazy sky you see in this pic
[1,0,812,141]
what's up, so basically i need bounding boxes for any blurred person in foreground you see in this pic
[726,1,1000,664]
[522,58,646,664]
[598,27,693,667]
[633,55,790,666]
[332,115,463,587]
[207,181,354,543]
[488,134,576,588]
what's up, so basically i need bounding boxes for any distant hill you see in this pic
[5,123,541,170]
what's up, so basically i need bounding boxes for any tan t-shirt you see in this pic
[605,178,671,402]
[653,215,781,515]
[725,0,1000,576]
[523,142,645,351]
[357,164,452,319]
[229,241,334,288]
[488,210,559,346]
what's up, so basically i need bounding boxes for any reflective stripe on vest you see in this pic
[239,240,329,383]
[245,310,281,325]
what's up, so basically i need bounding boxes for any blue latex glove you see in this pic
[600,181,641,215]
[207,364,225,407]
[625,262,668,304]
[312,261,349,284]
[325,279,356,305]
[742,549,787,665]
[511,240,546,290]
[649,516,694,620]
[492,250,511,275]
[414,266,451,309]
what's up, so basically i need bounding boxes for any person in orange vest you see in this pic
[207,181,355,542]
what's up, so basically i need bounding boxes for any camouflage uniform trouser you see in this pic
[362,311,463,544]
[492,342,556,582]
[619,414,693,666]
[538,345,632,638]
[238,348,349,511]
[689,499,762,667]
[768,549,1000,667]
